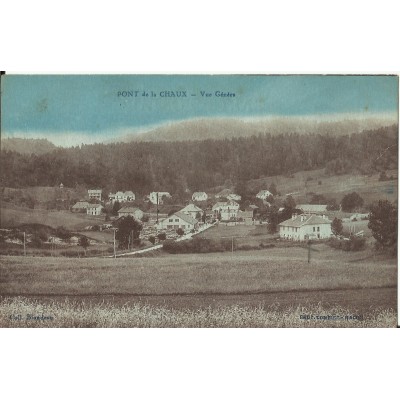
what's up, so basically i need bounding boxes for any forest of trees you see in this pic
[0,125,397,196]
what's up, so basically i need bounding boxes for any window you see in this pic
[169,219,173,222]
[175,219,179,222]
[317,227,320,232]
[313,227,315,232]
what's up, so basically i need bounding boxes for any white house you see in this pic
[88,189,102,201]
[350,213,369,221]
[279,214,332,241]
[227,193,241,201]
[180,204,203,219]
[117,207,144,220]
[72,201,90,213]
[298,204,328,214]
[212,201,240,221]
[158,211,198,231]
[192,192,208,202]
[86,204,103,216]
[109,191,135,203]
[256,190,272,200]
[149,192,171,205]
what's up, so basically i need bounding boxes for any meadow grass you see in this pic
[0,251,396,297]
[0,296,395,328]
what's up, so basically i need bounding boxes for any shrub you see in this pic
[157,232,166,241]
[176,228,184,236]
[56,226,72,239]
[328,236,366,251]
[149,236,156,245]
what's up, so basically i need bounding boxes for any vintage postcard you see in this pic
[0,74,398,328]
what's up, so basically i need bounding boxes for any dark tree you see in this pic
[331,218,343,236]
[149,235,156,245]
[267,205,280,233]
[176,228,184,236]
[112,201,121,216]
[78,236,90,255]
[283,195,296,210]
[327,198,340,211]
[368,200,397,249]
[115,216,142,249]
[341,192,364,212]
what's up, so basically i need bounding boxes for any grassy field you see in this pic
[1,202,104,230]
[0,297,396,327]
[247,169,398,205]
[197,224,275,248]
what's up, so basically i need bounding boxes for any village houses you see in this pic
[117,206,144,220]
[158,211,199,231]
[192,192,208,202]
[180,204,203,219]
[279,214,332,241]
[149,191,171,205]
[86,204,104,216]
[88,189,102,201]
[109,191,135,203]
[212,200,240,221]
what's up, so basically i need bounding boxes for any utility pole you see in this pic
[156,192,159,224]
[307,240,312,263]
[113,228,116,259]
[231,236,234,254]
[23,232,26,256]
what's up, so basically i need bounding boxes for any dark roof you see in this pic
[118,207,142,213]
[279,214,331,227]
[298,204,328,212]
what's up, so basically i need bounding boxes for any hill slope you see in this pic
[112,115,398,143]
[1,138,57,155]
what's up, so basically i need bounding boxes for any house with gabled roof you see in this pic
[117,207,144,220]
[279,214,332,241]
[180,204,203,219]
[72,201,90,213]
[158,211,199,231]
[192,192,208,202]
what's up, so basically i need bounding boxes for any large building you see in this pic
[86,204,103,216]
[279,214,332,241]
[88,189,102,201]
[117,207,144,220]
[212,200,240,221]
[158,211,198,231]
[109,191,135,203]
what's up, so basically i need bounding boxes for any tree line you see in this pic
[1,125,397,195]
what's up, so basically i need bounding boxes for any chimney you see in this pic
[322,214,326,219]
[292,213,297,220]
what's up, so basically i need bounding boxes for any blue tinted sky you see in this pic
[1,74,398,141]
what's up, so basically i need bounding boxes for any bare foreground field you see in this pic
[0,246,397,327]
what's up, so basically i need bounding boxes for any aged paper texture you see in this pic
[0,74,398,327]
